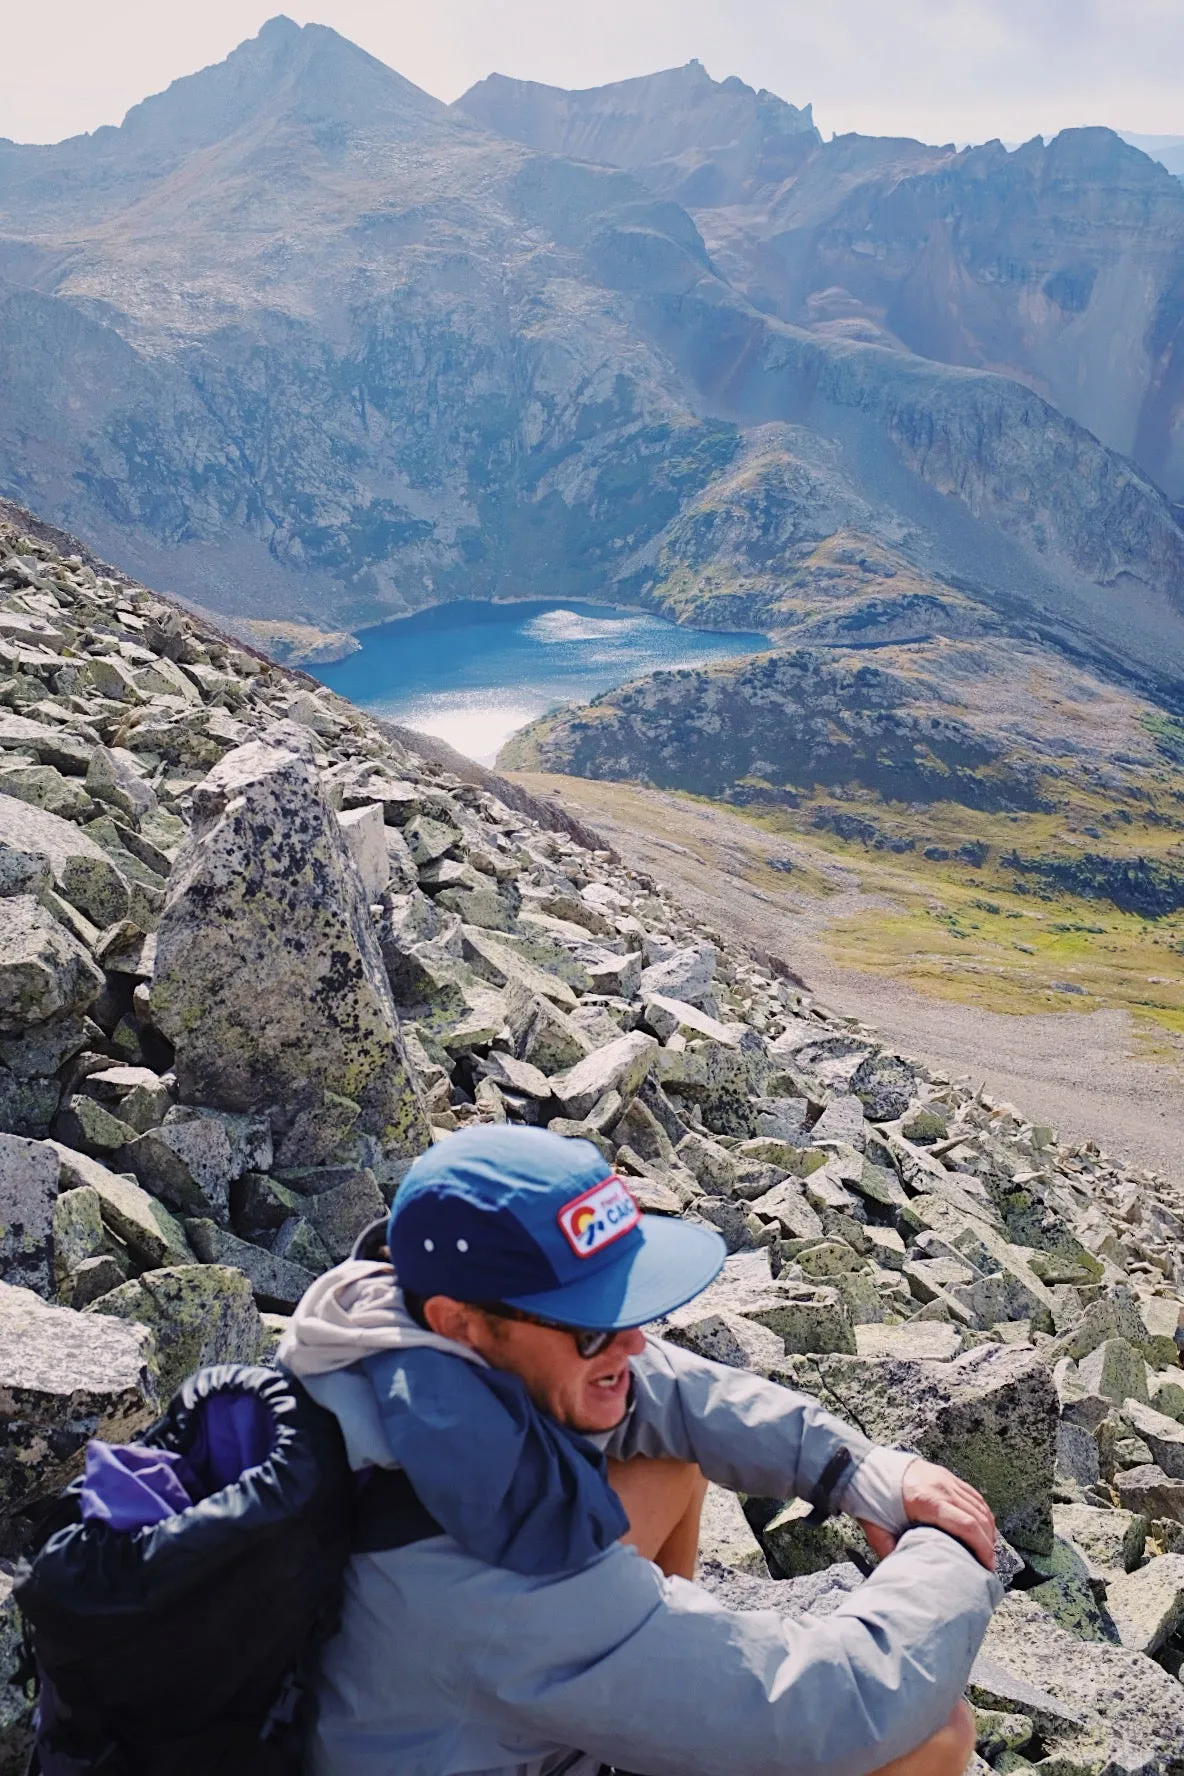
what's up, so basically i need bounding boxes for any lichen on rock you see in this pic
[151,734,431,1182]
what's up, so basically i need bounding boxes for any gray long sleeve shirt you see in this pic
[301,1333,1001,1776]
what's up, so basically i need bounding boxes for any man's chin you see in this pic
[572,1390,632,1436]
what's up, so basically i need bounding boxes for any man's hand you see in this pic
[858,1458,996,1571]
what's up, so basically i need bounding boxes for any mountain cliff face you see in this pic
[0,19,1183,693]
[457,75,1184,506]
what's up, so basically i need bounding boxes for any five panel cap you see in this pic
[388,1125,726,1330]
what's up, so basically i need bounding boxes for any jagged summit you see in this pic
[0,17,453,227]
[459,70,1184,501]
[115,15,446,148]
[456,61,818,206]
[990,124,1182,186]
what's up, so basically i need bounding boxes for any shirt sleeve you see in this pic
[605,1335,912,1530]
[840,1446,915,1534]
[474,1525,1002,1776]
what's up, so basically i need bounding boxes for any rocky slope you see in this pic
[459,69,1184,506]
[2,515,1184,1767]
[1,21,1184,695]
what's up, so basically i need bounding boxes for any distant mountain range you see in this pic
[1,18,1183,701]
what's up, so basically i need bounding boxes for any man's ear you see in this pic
[422,1295,479,1346]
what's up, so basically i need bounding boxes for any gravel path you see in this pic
[514,773,1184,1180]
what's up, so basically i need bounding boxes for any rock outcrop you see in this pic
[500,631,1184,923]
[152,734,431,1183]
[1,509,1183,1760]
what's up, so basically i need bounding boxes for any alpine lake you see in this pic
[313,600,771,764]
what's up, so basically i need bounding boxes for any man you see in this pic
[279,1124,1000,1776]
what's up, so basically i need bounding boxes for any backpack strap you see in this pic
[351,1467,442,1555]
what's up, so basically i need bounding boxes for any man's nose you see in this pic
[614,1326,648,1357]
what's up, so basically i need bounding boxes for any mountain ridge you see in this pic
[457,71,1184,502]
[458,61,819,209]
[0,20,1182,703]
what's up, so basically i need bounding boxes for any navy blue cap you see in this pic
[388,1125,725,1330]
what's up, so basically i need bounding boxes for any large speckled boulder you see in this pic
[0,896,103,1033]
[151,738,430,1187]
[755,1497,874,1579]
[639,943,717,1010]
[185,1220,318,1310]
[1116,1462,1184,1522]
[0,1281,156,1553]
[1121,1397,1184,1479]
[549,1030,658,1121]
[976,1591,1184,1775]
[47,1143,192,1269]
[275,1165,387,1260]
[119,1105,271,1223]
[85,1264,266,1399]
[1104,1553,1184,1654]
[779,1343,1058,1553]
[0,1133,60,1295]
[661,1305,785,1374]
[849,1053,916,1122]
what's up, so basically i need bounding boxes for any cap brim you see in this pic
[500,1213,726,1330]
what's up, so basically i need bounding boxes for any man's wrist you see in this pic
[838,1447,915,1534]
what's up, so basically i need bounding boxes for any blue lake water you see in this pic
[313,600,770,763]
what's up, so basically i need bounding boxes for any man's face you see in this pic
[426,1298,647,1433]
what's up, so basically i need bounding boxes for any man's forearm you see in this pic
[609,1336,908,1525]
[484,1526,1003,1776]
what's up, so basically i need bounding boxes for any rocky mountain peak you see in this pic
[0,16,453,230]
[1036,124,1184,187]
[113,15,449,159]
[456,60,819,206]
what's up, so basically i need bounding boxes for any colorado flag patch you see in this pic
[557,1175,640,1257]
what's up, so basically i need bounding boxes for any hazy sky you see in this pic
[3,0,1183,149]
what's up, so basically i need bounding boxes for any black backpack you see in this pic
[13,1361,439,1776]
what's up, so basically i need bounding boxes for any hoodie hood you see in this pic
[277,1259,629,1577]
[276,1259,486,1377]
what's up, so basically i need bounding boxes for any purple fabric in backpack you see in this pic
[80,1441,194,1531]
[79,1389,279,1532]
[183,1388,277,1490]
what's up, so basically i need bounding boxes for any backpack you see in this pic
[13,1361,439,1776]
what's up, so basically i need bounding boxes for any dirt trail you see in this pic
[511,773,1184,1179]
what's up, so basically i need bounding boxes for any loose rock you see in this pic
[0,1280,156,1551]
[0,895,103,1032]
[0,1133,59,1295]
[86,1263,265,1398]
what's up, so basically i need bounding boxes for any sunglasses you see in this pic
[480,1302,618,1359]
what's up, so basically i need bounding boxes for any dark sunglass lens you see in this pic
[575,1328,614,1358]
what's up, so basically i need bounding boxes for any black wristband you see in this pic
[803,1444,855,1525]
